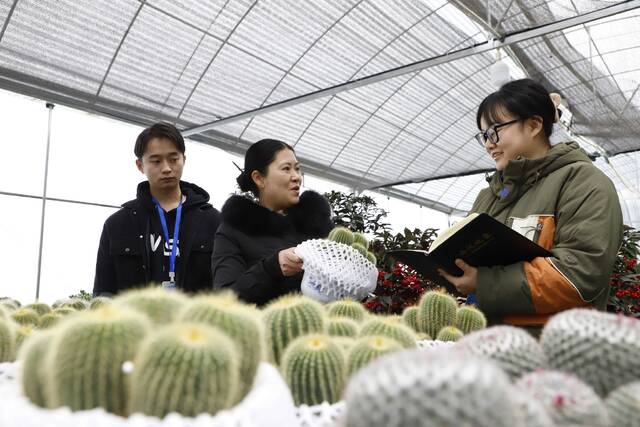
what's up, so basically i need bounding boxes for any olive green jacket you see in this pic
[471,142,623,325]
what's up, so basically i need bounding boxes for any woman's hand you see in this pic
[438,259,478,295]
[278,247,303,277]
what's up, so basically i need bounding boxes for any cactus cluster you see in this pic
[263,294,325,364]
[541,308,640,396]
[327,299,367,322]
[46,306,150,415]
[129,322,239,418]
[180,293,264,402]
[436,326,463,342]
[114,287,187,325]
[328,227,354,245]
[343,347,521,427]
[11,308,39,326]
[24,302,51,316]
[281,334,346,406]
[516,370,610,427]
[458,325,547,379]
[455,305,486,334]
[347,335,402,376]
[359,317,416,348]
[417,291,457,338]
[327,317,359,337]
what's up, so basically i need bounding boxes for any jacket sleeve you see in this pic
[476,167,623,317]
[93,222,117,297]
[211,224,286,305]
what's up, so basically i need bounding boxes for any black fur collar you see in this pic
[220,190,333,238]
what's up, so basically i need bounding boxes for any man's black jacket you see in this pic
[93,181,220,295]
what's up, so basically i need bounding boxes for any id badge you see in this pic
[161,281,177,290]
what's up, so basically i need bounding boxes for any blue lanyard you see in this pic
[151,197,183,283]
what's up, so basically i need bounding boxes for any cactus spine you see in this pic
[327,317,359,337]
[359,318,416,348]
[365,252,377,265]
[46,307,150,415]
[417,291,457,338]
[89,297,111,310]
[456,305,487,334]
[263,295,325,364]
[15,325,34,349]
[180,293,264,402]
[281,334,346,406]
[436,326,464,342]
[328,227,355,245]
[327,299,367,322]
[347,335,403,375]
[129,323,239,418]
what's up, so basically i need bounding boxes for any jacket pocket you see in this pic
[109,238,145,289]
[110,238,142,256]
[184,239,214,292]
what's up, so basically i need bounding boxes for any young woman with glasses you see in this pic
[439,78,623,331]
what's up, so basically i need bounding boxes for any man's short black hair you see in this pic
[134,122,185,159]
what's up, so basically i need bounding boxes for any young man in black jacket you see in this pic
[93,123,220,296]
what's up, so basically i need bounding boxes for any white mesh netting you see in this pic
[295,239,378,303]
[0,362,298,427]
[295,401,345,427]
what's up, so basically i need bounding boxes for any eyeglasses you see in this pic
[474,118,525,147]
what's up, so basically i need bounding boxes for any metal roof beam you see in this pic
[182,0,640,137]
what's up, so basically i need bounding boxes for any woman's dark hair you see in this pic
[134,122,185,159]
[476,78,556,138]
[237,139,295,197]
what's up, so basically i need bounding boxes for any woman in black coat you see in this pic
[211,139,333,305]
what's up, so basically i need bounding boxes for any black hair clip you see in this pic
[232,161,244,173]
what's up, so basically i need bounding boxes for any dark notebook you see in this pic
[386,213,552,293]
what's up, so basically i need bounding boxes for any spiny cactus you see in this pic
[332,336,356,352]
[516,370,610,427]
[343,347,521,427]
[61,298,88,311]
[436,326,463,342]
[365,252,377,265]
[402,306,419,331]
[263,294,325,364]
[359,317,416,348]
[114,287,187,325]
[456,305,487,334]
[52,307,76,316]
[0,317,15,362]
[38,313,62,329]
[605,381,640,427]
[19,330,55,407]
[327,299,367,322]
[328,227,355,246]
[0,297,20,310]
[11,308,39,326]
[353,232,369,249]
[15,325,34,349]
[418,290,457,338]
[508,389,555,427]
[89,297,111,310]
[25,302,51,316]
[458,326,547,380]
[347,335,403,376]
[351,242,368,258]
[180,293,264,403]
[541,308,640,396]
[416,332,433,341]
[129,322,239,418]
[327,317,359,337]
[281,334,346,406]
[46,306,150,415]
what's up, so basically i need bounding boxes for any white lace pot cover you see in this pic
[296,239,378,303]
[0,362,297,427]
[417,340,457,351]
[296,401,345,427]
